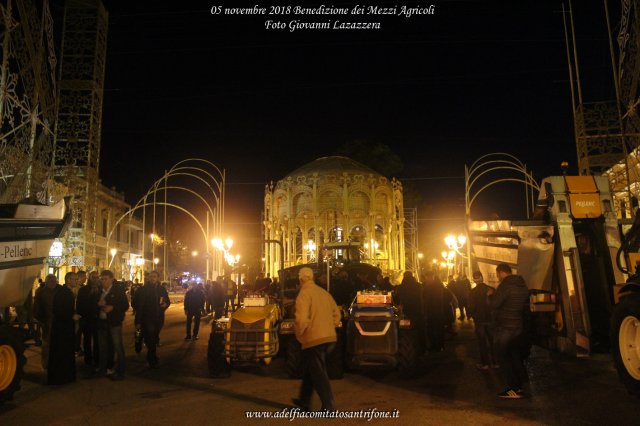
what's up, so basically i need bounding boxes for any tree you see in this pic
[334,140,403,178]
[335,140,422,207]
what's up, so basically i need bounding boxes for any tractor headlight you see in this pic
[215,320,229,331]
[280,320,295,332]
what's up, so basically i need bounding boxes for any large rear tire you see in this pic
[611,292,640,398]
[207,332,230,378]
[397,330,418,378]
[0,326,25,404]
[285,337,303,379]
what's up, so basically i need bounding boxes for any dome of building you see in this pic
[285,156,380,180]
[263,156,406,276]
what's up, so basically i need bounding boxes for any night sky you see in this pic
[94,1,613,261]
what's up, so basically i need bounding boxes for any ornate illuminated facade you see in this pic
[263,156,405,277]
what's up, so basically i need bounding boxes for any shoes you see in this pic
[476,364,490,371]
[497,388,525,399]
[185,336,191,340]
[106,368,115,377]
[110,374,125,381]
[291,398,310,411]
[192,336,199,340]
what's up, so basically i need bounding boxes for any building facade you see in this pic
[263,156,405,277]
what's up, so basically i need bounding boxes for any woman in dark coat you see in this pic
[48,283,77,385]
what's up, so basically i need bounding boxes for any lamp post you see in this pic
[445,234,467,275]
[441,250,456,277]
[109,248,117,269]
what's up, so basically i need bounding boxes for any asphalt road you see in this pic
[1,295,638,425]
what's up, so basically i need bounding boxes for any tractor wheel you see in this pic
[207,332,230,378]
[327,337,344,380]
[285,337,304,379]
[0,326,25,404]
[611,292,640,398]
[397,330,418,378]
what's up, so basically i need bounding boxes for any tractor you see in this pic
[278,247,418,379]
[207,294,282,377]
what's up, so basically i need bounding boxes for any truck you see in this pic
[0,198,70,403]
[468,175,639,397]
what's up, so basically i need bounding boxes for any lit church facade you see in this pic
[263,156,405,277]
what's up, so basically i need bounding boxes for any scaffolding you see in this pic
[53,0,108,267]
[564,0,640,217]
[0,0,59,204]
[403,207,418,275]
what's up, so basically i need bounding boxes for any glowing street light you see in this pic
[108,248,118,268]
[192,250,198,257]
[445,234,467,252]
[211,238,223,250]
[154,257,160,266]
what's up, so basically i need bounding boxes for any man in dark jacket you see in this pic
[210,277,226,319]
[76,271,101,368]
[468,271,497,370]
[97,270,129,380]
[488,263,529,398]
[135,271,169,367]
[422,271,450,352]
[184,283,206,340]
[395,271,424,352]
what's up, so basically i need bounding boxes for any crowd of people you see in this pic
[392,265,531,399]
[17,261,530,404]
[29,269,172,384]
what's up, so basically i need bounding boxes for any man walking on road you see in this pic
[135,271,170,367]
[488,263,530,398]
[184,282,205,340]
[293,267,341,411]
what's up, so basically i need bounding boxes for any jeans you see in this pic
[475,322,496,366]
[142,321,160,366]
[186,311,201,337]
[98,321,125,376]
[299,343,335,410]
[493,326,527,390]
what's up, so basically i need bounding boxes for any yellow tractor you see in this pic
[207,295,281,377]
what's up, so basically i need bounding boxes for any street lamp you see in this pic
[108,248,117,268]
[445,234,467,275]
[192,250,198,257]
[441,250,456,277]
